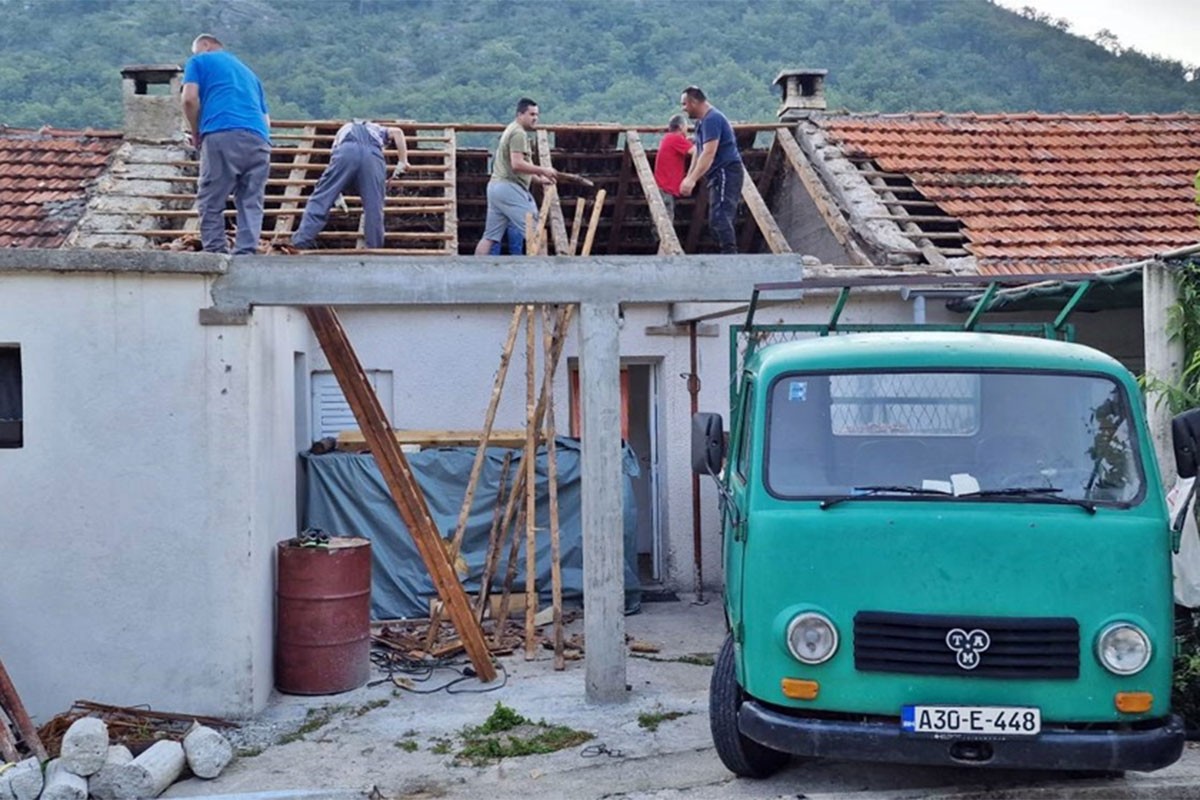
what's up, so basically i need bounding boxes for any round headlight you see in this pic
[786,612,839,664]
[1096,622,1152,675]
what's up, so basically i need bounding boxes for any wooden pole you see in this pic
[0,656,47,760]
[305,307,495,682]
[425,306,525,649]
[524,306,539,659]
[581,189,606,257]
[543,306,566,670]
[0,712,19,762]
[568,197,586,256]
[493,505,527,648]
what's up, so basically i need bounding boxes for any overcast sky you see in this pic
[994,0,1198,65]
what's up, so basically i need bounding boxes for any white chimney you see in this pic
[120,64,183,142]
[773,68,828,121]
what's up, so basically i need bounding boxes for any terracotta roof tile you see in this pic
[818,113,1200,275]
[0,126,122,248]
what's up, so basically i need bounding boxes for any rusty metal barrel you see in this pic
[275,536,372,695]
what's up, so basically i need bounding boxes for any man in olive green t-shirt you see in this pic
[474,97,558,255]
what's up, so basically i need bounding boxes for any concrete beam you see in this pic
[0,248,226,275]
[578,301,627,703]
[208,255,806,313]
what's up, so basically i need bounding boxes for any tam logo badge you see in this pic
[945,628,990,670]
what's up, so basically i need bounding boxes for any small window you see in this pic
[0,346,22,449]
[311,369,393,441]
[734,381,755,481]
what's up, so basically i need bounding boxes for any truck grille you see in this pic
[854,611,1079,679]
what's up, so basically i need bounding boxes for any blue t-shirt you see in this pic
[694,106,741,172]
[182,51,270,141]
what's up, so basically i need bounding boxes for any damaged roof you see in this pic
[0,126,123,248]
[808,112,1200,275]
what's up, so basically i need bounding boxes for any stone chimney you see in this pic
[773,68,828,122]
[120,64,183,142]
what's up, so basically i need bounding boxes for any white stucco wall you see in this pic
[0,269,307,720]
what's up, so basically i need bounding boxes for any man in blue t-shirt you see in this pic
[181,34,272,255]
[678,85,744,254]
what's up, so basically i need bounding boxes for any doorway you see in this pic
[568,360,664,583]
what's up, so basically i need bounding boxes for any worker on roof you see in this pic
[181,33,271,255]
[291,120,409,251]
[678,85,744,254]
[654,113,695,221]
[475,98,558,256]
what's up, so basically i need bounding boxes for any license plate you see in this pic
[902,705,1041,737]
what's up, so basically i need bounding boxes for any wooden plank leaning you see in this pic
[0,654,48,760]
[625,130,683,255]
[542,305,566,670]
[423,306,526,650]
[524,306,539,659]
[536,130,571,255]
[305,306,496,682]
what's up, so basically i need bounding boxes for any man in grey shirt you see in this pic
[291,120,409,250]
[474,98,557,256]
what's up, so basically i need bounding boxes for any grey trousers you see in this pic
[292,138,388,249]
[196,129,271,255]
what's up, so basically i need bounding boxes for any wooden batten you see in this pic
[624,130,682,255]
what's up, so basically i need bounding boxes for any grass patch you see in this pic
[277,704,348,744]
[395,739,419,752]
[637,710,689,732]
[430,737,453,755]
[455,702,593,766]
[236,746,263,758]
[354,698,390,716]
[629,652,715,667]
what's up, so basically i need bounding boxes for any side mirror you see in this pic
[1172,409,1200,479]
[692,412,725,475]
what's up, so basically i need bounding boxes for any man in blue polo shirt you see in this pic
[678,85,744,254]
[181,34,271,255]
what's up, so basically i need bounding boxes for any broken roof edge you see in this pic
[807,111,1200,124]
[791,120,942,270]
[0,248,227,276]
[0,124,123,139]
[945,243,1200,315]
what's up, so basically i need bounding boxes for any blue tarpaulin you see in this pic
[301,437,641,619]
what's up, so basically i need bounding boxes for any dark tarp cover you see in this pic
[301,437,641,619]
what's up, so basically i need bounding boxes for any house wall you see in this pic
[0,269,307,720]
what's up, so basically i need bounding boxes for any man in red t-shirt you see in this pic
[653,114,695,220]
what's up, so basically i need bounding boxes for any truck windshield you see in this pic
[764,370,1144,506]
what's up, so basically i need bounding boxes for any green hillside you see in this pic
[1,0,1197,130]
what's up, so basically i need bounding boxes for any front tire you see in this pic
[710,634,790,778]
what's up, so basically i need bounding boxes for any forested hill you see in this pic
[1,0,1198,130]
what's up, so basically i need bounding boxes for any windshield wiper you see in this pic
[819,485,952,510]
[957,487,1097,514]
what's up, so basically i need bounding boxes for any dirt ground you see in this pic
[161,596,1200,800]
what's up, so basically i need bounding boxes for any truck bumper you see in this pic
[739,702,1186,772]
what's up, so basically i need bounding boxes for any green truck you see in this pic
[693,296,1191,776]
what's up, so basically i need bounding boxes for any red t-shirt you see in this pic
[654,131,693,196]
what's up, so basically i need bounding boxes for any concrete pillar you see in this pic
[1143,261,1184,482]
[578,301,627,703]
[120,64,183,142]
[773,68,828,122]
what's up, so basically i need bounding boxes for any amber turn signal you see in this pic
[1114,692,1153,713]
[781,678,819,700]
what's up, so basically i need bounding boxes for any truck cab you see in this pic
[694,329,1187,776]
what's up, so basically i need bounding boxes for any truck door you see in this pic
[725,378,755,638]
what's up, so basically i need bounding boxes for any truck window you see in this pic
[734,381,754,482]
[765,370,1144,506]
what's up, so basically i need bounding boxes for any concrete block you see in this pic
[6,758,42,800]
[88,745,133,800]
[112,740,185,798]
[41,759,87,800]
[183,723,233,779]
[59,716,109,776]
